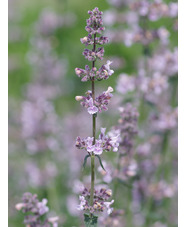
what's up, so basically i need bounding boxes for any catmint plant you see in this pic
[75,7,119,226]
[15,192,58,227]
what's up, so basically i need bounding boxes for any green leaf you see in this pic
[95,155,106,171]
[83,154,91,169]
[84,214,98,227]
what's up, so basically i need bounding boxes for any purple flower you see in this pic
[37,198,49,215]
[75,128,120,154]
[85,138,103,155]
[85,8,105,35]
[87,98,98,114]
[76,87,114,114]
[86,137,94,153]
[77,187,114,214]
[92,140,103,155]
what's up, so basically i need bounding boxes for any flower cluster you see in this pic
[130,1,178,21]
[75,60,114,82]
[75,86,113,114]
[147,181,176,201]
[76,128,120,155]
[99,209,125,227]
[15,192,58,227]
[116,47,177,104]
[21,9,68,154]
[150,107,178,132]
[81,35,108,46]
[77,187,114,215]
[104,1,177,47]
[116,73,136,95]
[75,7,114,82]
[86,7,105,35]
[21,99,61,154]
[83,47,104,61]
[148,47,178,77]
[107,0,177,21]
[106,26,170,47]
[117,104,139,154]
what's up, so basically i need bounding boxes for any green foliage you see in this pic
[95,155,106,171]
[83,154,91,169]
[84,214,98,227]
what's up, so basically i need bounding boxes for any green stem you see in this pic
[90,33,96,209]
[90,154,95,206]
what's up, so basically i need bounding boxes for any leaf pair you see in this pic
[84,214,98,227]
[83,154,106,171]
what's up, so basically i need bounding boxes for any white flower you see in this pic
[37,198,49,215]
[109,132,120,152]
[48,216,59,227]
[105,86,114,95]
[87,106,98,114]
[77,196,86,211]
[104,200,114,215]
[15,203,24,211]
[75,96,83,101]
[105,61,114,76]
[87,98,98,114]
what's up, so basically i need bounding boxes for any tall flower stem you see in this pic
[75,8,117,219]
[90,33,96,208]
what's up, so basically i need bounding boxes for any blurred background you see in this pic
[9,0,177,226]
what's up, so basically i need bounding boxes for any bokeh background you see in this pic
[9,0,178,226]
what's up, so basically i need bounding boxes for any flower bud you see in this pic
[104,70,108,76]
[75,68,82,75]
[15,203,24,211]
[93,204,98,209]
[48,216,59,223]
[76,141,80,146]
[118,118,123,124]
[106,189,112,196]
[81,36,88,43]
[105,86,114,94]
[75,96,83,101]
[94,202,101,209]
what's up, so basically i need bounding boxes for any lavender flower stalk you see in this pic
[75,8,118,225]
